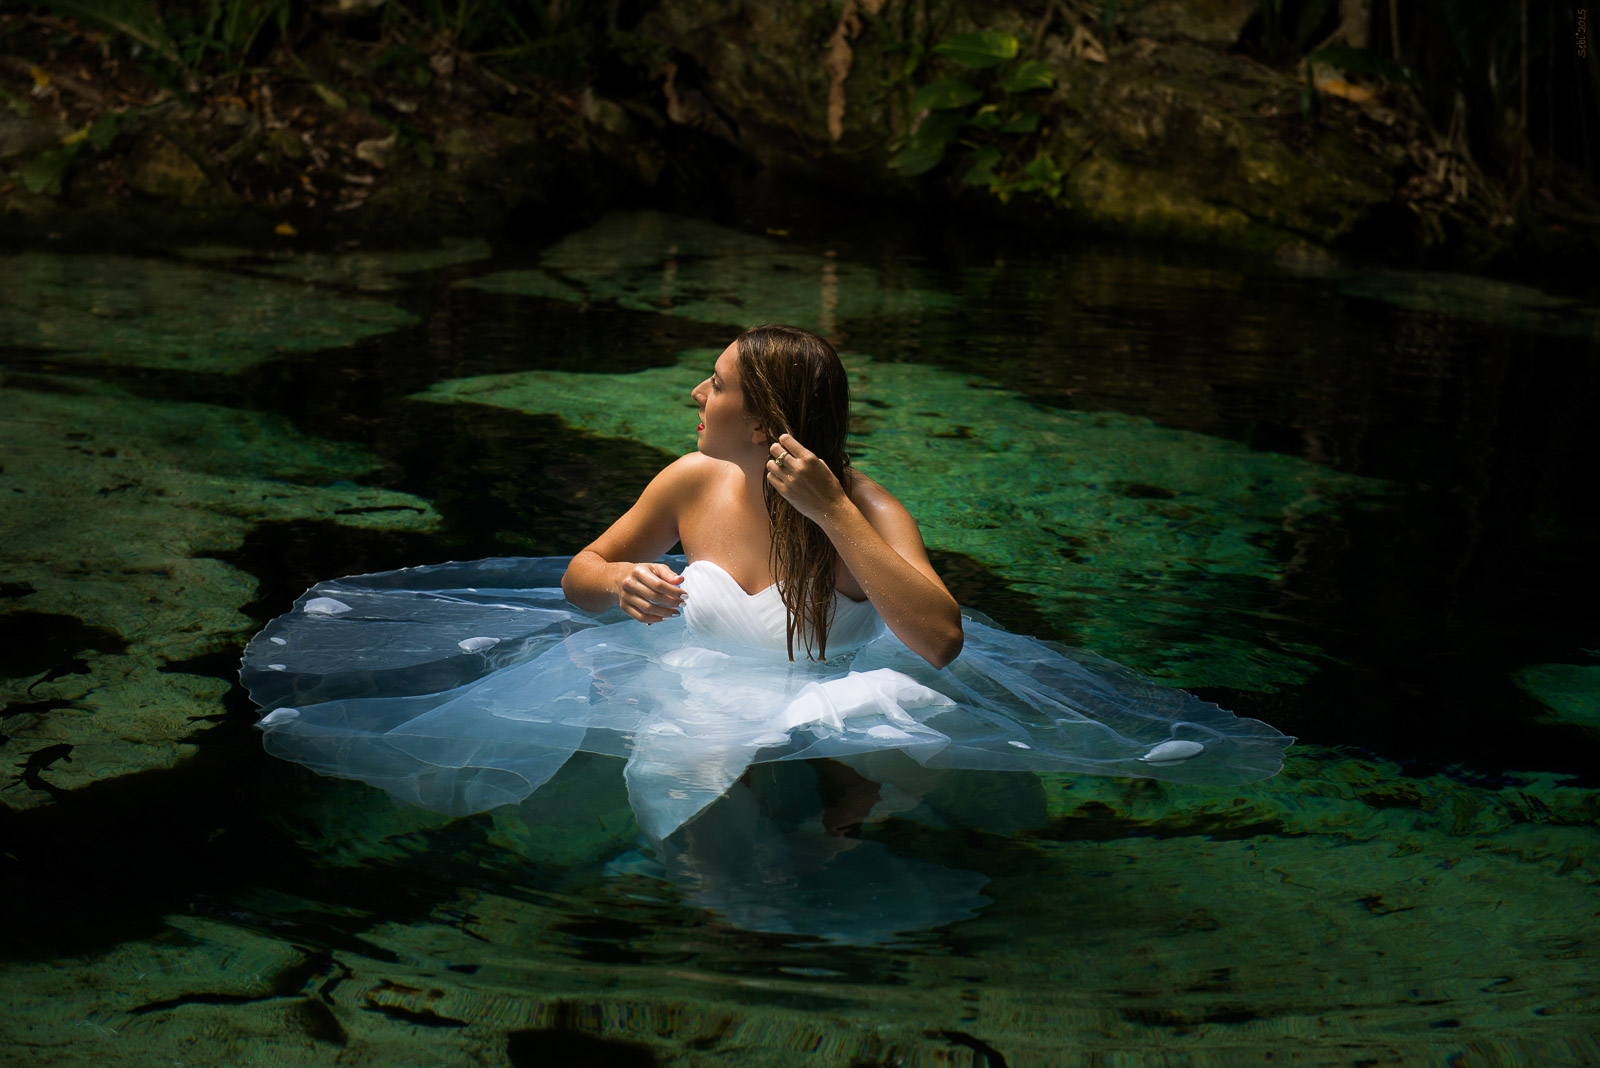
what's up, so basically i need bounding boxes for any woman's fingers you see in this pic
[766,432,843,522]
[769,433,812,470]
[777,432,812,460]
[619,562,684,624]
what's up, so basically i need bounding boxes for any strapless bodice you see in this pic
[680,560,883,654]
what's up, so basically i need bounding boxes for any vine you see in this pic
[888,29,1060,201]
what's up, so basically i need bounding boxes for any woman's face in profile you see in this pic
[691,341,759,460]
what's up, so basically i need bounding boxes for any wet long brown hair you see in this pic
[736,324,852,661]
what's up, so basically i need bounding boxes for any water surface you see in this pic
[2,208,1597,1066]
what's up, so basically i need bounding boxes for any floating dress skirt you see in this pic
[241,556,1294,840]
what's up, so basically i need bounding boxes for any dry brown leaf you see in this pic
[355,132,396,167]
[660,62,685,124]
[1066,25,1107,64]
[825,0,886,142]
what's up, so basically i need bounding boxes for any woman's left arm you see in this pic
[767,433,964,668]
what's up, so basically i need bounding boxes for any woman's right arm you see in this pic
[561,455,700,622]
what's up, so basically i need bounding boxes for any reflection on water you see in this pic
[1,210,1597,1064]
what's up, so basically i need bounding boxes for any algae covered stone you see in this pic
[0,252,417,373]
[1514,663,1600,732]
[177,238,493,292]
[456,211,953,334]
[0,374,440,810]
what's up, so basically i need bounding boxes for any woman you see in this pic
[242,326,1293,842]
[561,324,963,669]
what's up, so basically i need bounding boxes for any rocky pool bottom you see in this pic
[1,739,1595,1067]
[2,218,1597,1065]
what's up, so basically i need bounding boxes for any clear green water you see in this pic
[1,208,1597,1066]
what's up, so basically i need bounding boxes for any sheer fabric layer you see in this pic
[241,556,1294,839]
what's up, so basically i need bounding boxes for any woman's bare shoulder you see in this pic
[646,451,732,501]
[847,469,910,519]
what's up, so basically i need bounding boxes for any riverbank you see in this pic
[2,3,1596,279]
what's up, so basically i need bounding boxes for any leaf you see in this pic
[968,109,1001,129]
[87,112,124,150]
[962,146,1001,186]
[310,81,348,110]
[996,60,1055,93]
[911,77,981,111]
[916,110,966,143]
[999,111,1041,134]
[0,85,33,118]
[16,148,71,196]
[890,139,948,176]
[932,31,1019,70]
[895,109,964,170]
[1016,153,1063,196]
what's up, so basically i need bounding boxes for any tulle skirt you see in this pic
[241,556,1294,840]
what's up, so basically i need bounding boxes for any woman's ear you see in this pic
[749,424,770,445]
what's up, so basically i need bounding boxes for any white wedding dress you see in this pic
[242,556,1293,840]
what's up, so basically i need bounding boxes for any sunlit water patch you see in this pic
[0,252,416,372]
[456,211,954,334]
[417,349,1385,689]
[0,373,438,806]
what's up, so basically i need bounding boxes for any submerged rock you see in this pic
[0,252,417,373]
[1514,663,1600,733]
[0,375,440,810]
[457,211,952,334]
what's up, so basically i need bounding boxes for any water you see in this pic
[2,206,1597,1066]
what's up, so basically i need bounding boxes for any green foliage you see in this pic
[1015,153,1063,198]
[931,30,1019,69]
[891,30,1059,200]
[35,0,294,88]
[0,84,32,118]
[5,108,130,198]
[910,77,982,111]
[85,111,124,149]
[16,147,72,195]
[1304,46,1415,86]
[30,0,623,94]
[995,60,1054,94]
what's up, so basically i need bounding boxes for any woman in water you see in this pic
[560,324,963,670]
[243,325,1291,842]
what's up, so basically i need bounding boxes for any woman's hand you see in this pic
[766,432,846,523]
[616,562,685,624]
